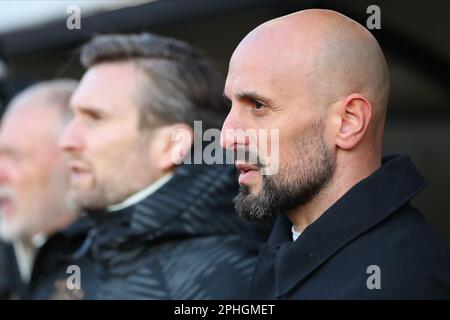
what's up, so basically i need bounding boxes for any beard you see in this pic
[234,120,335,221]
[0,210,23,242]
[67,138,153,211]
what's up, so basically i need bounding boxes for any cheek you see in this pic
[16,168,44,200]
[10,165,33,195]
[10,177,40,222]
[277,128,297,156]
[96,134,142,173]
[85,127,128,158]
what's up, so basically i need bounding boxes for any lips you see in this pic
[236,162,259,172]
[236,162,260,185]
[0,196,13,213]
[67,161,92,186]
[68,161,90,173]
[70,166,88,174]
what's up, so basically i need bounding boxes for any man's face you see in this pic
[59,62,159,210]
[221,39,336,221]
[0,106,69,241]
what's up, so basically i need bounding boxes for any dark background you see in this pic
[0,0,449,244]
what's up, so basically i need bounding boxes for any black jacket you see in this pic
[0,218,95,300]
[79,163,270,299]
[249,155,450,299]
[25,219,97,299]
[0,241,14,299]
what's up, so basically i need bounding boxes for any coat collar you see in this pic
[267,155,426,298]
[128,163,239,238]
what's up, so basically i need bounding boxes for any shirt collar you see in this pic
[12,233,47,283]
[291,225,302,241]
[107,173,174,213]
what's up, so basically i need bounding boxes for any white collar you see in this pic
[107,173,174,213]
[12,233,47,283]
[291,225,302,242]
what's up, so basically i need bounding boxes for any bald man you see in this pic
[221,9,450,299]
[0,80,93,299]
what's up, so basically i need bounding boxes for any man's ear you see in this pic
[335,93,372,150]
[156,123,194,172]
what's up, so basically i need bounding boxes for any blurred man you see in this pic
[59,33,268,299]
[221,9,450,299]
[0,80,92,299]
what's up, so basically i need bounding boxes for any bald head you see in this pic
[7,79,78,126]
[222,9,390,224]
[230,9,389,130]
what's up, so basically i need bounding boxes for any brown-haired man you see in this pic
[59,33,268,299]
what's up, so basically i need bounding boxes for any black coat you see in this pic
[0,218,95,300]
[78,163,271,299]
[0,241,14,299]
[249,155,450,299]
[25,219,97,299]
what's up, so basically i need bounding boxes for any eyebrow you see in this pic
[224,91,274,106]
[0,146,18,156]
[73,104,107,116]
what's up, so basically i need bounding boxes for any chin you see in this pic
[249,181,264,194]
[68,190,87,206]
[239,182,260,197]
[0,223,21,242]
[247,186,260,196]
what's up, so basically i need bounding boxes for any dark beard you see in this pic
[234,121,335,221]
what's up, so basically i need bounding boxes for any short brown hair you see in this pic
[80,33,228,130]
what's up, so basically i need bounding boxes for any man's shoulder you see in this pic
[363,203,450,257]
[152,234,260,270]
[328,203,450,298]
[132,235,259,299]
[291,204,450,299]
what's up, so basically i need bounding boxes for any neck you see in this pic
[287,152,381,233]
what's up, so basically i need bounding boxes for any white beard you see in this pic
[0,211,26,242]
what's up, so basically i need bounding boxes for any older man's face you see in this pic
[0,106,69,241]
[220,32,336,221]
[59,62,162,210]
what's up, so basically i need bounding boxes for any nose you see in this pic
[220,105,249,151]
[58,119,84,154]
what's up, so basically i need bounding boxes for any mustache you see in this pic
[0,187,15,202]
[66,155,93,169]
[234,148,265,168]
[0,188,14,197]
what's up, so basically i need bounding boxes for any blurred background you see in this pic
[0,0,448,245]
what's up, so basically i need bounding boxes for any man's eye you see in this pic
[253,101,266,110]
[84,111,101,120]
